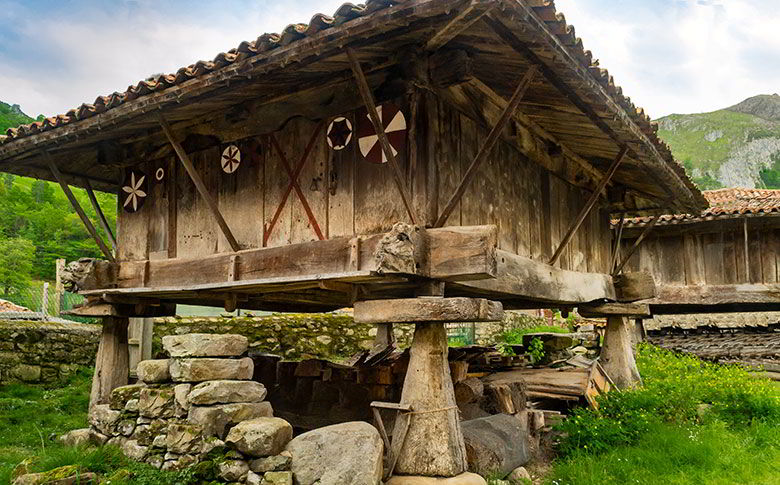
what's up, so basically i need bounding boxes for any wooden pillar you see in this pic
[89,317,129,411]
[355,297,502,479]
[601,315,642,389]
[392,321,467,477]
[374,323,396,348]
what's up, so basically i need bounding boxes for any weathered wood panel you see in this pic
[327,114,356,239]
[218,138,264,252]
[117,162,150,262]
[177,147,219,257]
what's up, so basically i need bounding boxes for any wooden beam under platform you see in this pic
[354,297,503,324]
[578,302,650,319]
[647,284,780,311]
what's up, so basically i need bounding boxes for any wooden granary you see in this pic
[619,188,780,315]
[0,0,706,479]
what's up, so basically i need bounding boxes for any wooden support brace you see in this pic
[613,215,660,275]
[354,297,503,324]
[550,146,628,265]
[610,212,626,274]
[84,179,117,251]
[346,48,418,225]
[435,65,538,227]
[43,150,115,262]
[159,114,241,252]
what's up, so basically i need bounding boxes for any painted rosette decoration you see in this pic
[327,116,353,151]
[221,144,241,174]
[122,169,148,213]
[357,102,407,164]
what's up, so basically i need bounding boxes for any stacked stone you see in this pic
[87,333,295,483]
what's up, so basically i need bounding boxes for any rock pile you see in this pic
[79,333,296,483]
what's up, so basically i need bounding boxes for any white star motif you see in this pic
[122,172,147,212]
[221,145,241,174]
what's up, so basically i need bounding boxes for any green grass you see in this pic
[0,368,205,484]
[546,345,780,484]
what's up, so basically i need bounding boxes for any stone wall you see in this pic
[152,311,552,361]
[0,320,100,384]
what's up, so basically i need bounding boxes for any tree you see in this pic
[0,237,35,296]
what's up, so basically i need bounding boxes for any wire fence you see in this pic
[0,282,92,323]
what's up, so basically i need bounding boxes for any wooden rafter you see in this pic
[265,124,326,245]
[43,150,115,262]
[425,0,495,51]
[84,178,117,251]
[483,13,685,208]
[158,114,241,252]
[549,147,628,265]
[435,64,538,227]
[346,47,418,225]
[613,215,660,275]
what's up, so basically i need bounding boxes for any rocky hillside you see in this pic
[657,94,780,189]
[0,101,38,133]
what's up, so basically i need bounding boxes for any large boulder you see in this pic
[188,380,267,405]
[285,421,383,485]
[169,358,253,382]
[188,401,273,438]
[136,359,171,383]
[163,334,248,358]
[225,417,292,457]
[461,414,529,476]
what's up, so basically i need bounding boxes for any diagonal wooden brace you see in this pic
[265,123,326,245]
[347,48,418,226]
[43,150,115,262]
[613,215,660,276]
[84,178,117,251]
[159,114,241,252]
[549,146,628,265]
[435,65,538,227]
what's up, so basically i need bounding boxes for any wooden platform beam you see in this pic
[578,302,650,318]
[354,297,503,324]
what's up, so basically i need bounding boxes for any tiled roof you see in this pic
[626,188,780,226]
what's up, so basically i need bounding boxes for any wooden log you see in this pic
[578,302,650,318]
[89,317,129,410]
[600,315,642,389]
[456,249,616,305]
[449,361,469,384]
[613,272,656,302]
[80,225,498,293]
[354,297,503,324]
[454,377,484,405]
[392,322,467,477]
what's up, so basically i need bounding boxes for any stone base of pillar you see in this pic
[386,472,487,485]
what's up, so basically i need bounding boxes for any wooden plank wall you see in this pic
[118,92,612,275]
[623,222,780,285]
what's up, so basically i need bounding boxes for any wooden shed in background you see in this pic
[0,0,705,479]
[620,188,780,314]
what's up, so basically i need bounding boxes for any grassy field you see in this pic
[544,345,780,485]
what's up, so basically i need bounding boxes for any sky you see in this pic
[0,0,777,120]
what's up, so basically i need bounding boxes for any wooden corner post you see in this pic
[600,315,642,389]
[89,317,130,411]
[355,297,503,479]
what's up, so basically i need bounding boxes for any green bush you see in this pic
[555,344,780,456]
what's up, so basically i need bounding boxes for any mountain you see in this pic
[656,94,780,189]
[0,101,39,133]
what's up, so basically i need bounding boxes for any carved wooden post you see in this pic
[374,323,396,348]
[601,315,642,389]
[356,297,501,482]
[89,317,130,411]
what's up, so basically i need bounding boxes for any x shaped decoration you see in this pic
[264,122,326,245]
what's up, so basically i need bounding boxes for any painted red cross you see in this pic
[264,122,325,245]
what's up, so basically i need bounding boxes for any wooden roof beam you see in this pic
[549,147,628,265]
[425,0,496,51]
[158,114,241,252]
[43,150,115,262]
